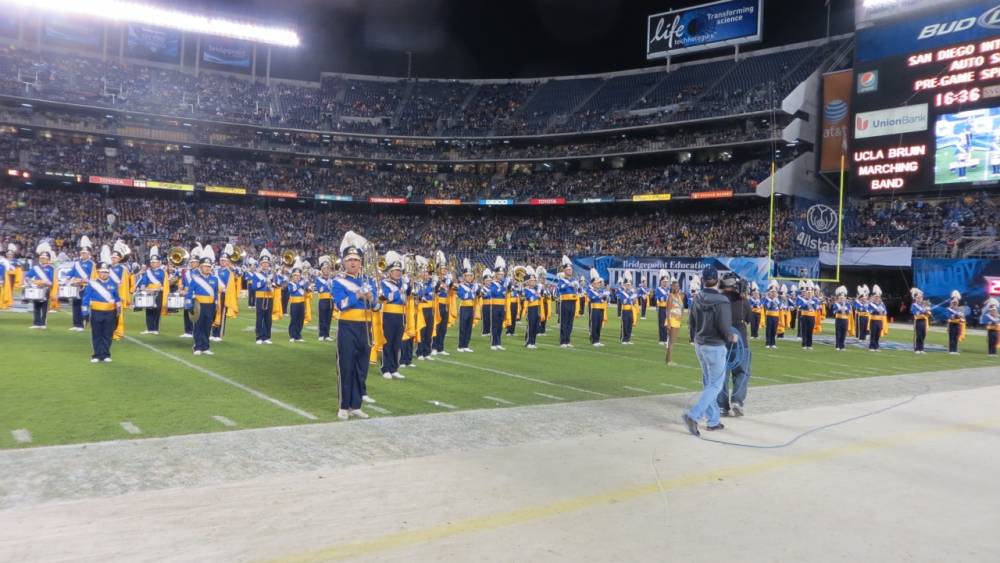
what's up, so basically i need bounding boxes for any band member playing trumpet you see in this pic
[456,260,478,353]
[618,274,637,344]
[556,255,578,348]
[480,268,493,336]
[334,238,377,420]
[586,269,609,347]
[523,270,541,349]
[947,290,965,354]
[488,260,507,351]
[910,287,930,354]
[180,249,201,338]
[867,285,888,352]
[417,264,436,360]
[186,257,221,356]
[249,253,279,344]
[25,244,56,329]
[314,260,336,341]
[287,268,308,343]
[431,256,452,356]
[81,262,120,363]
[379,254,407,378]
[832,286,852,351]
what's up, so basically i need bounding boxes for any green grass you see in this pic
[1,306,995,449]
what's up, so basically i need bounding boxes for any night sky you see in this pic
[182,0,855,80]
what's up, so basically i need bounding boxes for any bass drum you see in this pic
[134,292,158,309]
[23,286,48,301]
[166,293,185,310]
[57,284,80,299]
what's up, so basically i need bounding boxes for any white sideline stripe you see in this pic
[120,422,142,435]
[770,373,811,381]
[534,392,565,401]
[429,400,456,410]
[750,376,783,383]
[11,429,32,444]
[125,336,319,421]
[541,342,699,371]
[366,405,392,415]
[623,386,653,394]
[659,383,692,391]
[212,415,237,427]
[483,396,515,405]
[435,358,608,397]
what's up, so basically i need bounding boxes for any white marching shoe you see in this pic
[383,372,394,379]
[337,409,349,420]
[349,409,370,419]
[362,395,376,404]
[392,372,405,379]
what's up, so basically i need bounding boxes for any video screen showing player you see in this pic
[934,107,1000,185]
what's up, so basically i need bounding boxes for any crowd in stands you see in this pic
[0,38,840,137]
[1,185,792,261]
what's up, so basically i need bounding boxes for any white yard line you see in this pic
[124,336,319,420]
[750,376,784,383]
[429,400,457,410]
[623,386,653,394]
[120,422,142,435]
[365,405,392,415]
[435,358,608,397]
[482,396,516,405]
[659,383,693,391]
[538,342,698,371]
[11,429,32,444]
[533,392,565,401]
[212,415,237,427]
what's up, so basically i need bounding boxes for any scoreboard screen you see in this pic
[851,0,1000,194]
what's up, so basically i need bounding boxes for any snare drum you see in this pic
[134,291,158,309]
[166,293,185,310]
[23,286,48,301]
[58,285,80,299]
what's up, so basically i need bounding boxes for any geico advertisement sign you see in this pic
[854,104,928,139]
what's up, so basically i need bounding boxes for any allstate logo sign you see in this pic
[824,99,848,123]
[807,204,838,234]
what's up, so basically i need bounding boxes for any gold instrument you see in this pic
[427,259,437,274]
[377,255,388,272]
[229,246,244,264]
[474,262,485,279]
[512,265,529,284]
[447,256,458,275]
[167,246,189,267]
[281,249,297,268]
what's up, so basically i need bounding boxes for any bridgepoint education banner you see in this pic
[570,256,770,292]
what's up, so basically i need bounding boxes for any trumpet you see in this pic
[167,246,189,267]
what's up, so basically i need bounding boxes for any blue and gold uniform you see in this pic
[867,297,888,351]
[416,275,436,359]
[637,281,650,320]
[617,280,637,344]
[831,290,852,351]
[911,289,930,353]
[81,263,120,362]
[379,263,408,377]
[456,271,479,351]
[313,269,336,341]
[488,274,508,349]
[522,277,541,348]
[334,243,378,418]
[556,264,578,346]
[25,252,55,328]
[654,281,671,344]
[980,299,999,356]
[286,271,308,342]
[748,291,762,340]
[432,270,453,355]
[66,249,96,329]
[136,257,168,333]
[586,275,609,346]
[248,259,280,344]
[480,270,493,336]
[185,259,221,354]
[946,293,966,354]
[211,256,239,340]
[796,289,820,349]
[763,290,782,348]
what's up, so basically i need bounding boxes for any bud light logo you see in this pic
[979,5,1000,28]
[857,70,878,93]
[824,100,848,123]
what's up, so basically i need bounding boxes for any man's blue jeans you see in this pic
[688,343,727,426]
[719,339,751,411]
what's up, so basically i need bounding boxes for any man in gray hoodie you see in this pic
[683,266,737,436]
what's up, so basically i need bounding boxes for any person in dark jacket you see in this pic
[683,267,736,436]
[717,273,752,417]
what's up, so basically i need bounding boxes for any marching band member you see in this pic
[417,260,436,360]
[688,275,701,344]
[488,258,508,351]
[586,268,608,347]
[334,233,378,420]
[314,259,335,341]
[108,241,133,341]
[136,250,168,335]
[431,251,452,356]
[81,262,120,363]
[379,252,407,378]
[25,242,56,329]
[855,286,871,343]
[522,269,541,349]
[0,243,23,310]
[180,245,202,338]
[185,257,222,355]
[212,246,240,342]
[778,284,791,340]
[556,255,578,348]
[400,262,417,369]
[655,270,670,345]
[763,281,782,349]
[637,278,650,320]
[249,250,278,344]
[286,267,308,343]
[796,281,820,350]
[981,298,999,356]
[748,283,762,340]
[618,274,637,345]
[867,285,888,352]
[832,286,852,351]
[537,267,550,336]
[788,283,799,337]
[947,290,966,355]
[665,276,685,365]
[456,259,478,352]
[910,287,930,354]
[66,236,96,331]
[480,268,493,337]
[505,270,521,337]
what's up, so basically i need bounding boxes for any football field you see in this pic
[1,306,995,449]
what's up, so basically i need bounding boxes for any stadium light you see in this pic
[1,0,300,47]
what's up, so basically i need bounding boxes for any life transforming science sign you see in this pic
[647,0,763,59]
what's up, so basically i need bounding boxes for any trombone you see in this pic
[167,246,189,267]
